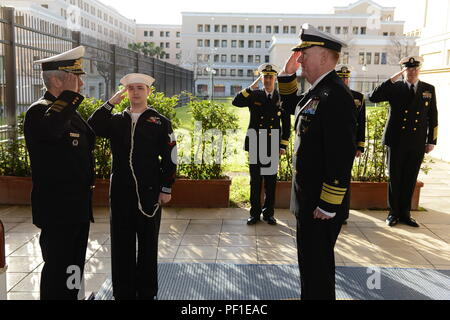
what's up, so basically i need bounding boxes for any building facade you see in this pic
[416,0,450,161]
[135,24,182,65]
[181,0,418,97]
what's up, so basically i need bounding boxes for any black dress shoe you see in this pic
[247,217,260,225]
[265,216,277,225]
[400,217,420,228]
[342,220,348,225]
[386,215,399,227]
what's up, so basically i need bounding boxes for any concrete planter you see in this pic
[273,180,424,210]
[0,176,232,208]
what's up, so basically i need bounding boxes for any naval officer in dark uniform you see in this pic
[232,64,291,226]
[278,24,356,300]
[336,65,366,225]
[23,46,95,300]
[370,56,438,228]
[88,73,177,300]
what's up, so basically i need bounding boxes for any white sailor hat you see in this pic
[292,23,347,53]
[34,46,85,75]
[399,56,423,68]
[120,73,155,87]
[257,63,280,76]
[336,65,353,78]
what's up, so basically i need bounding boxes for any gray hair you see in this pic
[41,70,68,90]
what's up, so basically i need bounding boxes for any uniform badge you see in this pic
[277,111,282,116]
[72,139,79,147]
[354,99,361,107]
[147,117,161,125]
[70,133,80,138]
[423,91,432,99]
[302,97,320,115]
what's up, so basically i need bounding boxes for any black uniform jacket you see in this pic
[24,91,96,227]
[369,79,438,149]
[351,90,366,153]
[278,71,357,216]
[232,88,291,154]
[88,104,177,210]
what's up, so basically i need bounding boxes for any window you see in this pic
[197,69,203,76]
[214,40,220,47]
[214,54,219,62]
[256,25,262,33]
[256,40,261,48]
[166,31,170,37]
[361,27,366,35]
[325,26,331,33]
[221,55,227,63]
[239,40,244,48]
[247,70,253,77]
[197,39,203,47]
[366,52,372,64]
[238,55,244,63]
[343,52,349,64]
[335,27,341,34]
[266,25,272,33]
[221,69,227,76]
[160,42,164,48]
[221,40,227,47]
[144,31,148,37]
[381,52,387,64]
[249,25,254,33]
[383,32,388,36]
[265,41,271,48]
[231,40,237,48]
[248,40,254,48]
[214,24,220,32]
[343,27,348,34]
[230,69,236,76]
[359,52,365,65]
[205,25,210,32]
[231,55,237,62]
[197,54,203,62]
[205,39,210,47]
[222,25,227,33]
[255,55,261,63]
[283,26,289,34]
[318,26,324,31]
[238,69,243,77]
[232,25,237,33]
[165,53,170,59]
[265,55,270,63]
[160,31,164,37]
[176,32,180,37]
[374,52,380,64]
[248,55,254,63]
[389,32,395,36]
[239,25,245,33]
[290,26,297,34]
[353,27,359,35]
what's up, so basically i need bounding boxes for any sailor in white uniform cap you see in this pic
[23,45,95,300]
[88,74,177,300]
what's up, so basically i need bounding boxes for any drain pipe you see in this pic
[0,220,6,300]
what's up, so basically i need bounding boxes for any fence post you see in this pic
[72,31,81,48]
[3,7,17,141]
[136,51,140,73]
[110,44,117,96]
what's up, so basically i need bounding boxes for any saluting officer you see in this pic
[278,24,356,300]
[370,56,438,228]
[23,46,95,300]
[88,73,177,300]
[336,65,366,225]
[232,64,291,226]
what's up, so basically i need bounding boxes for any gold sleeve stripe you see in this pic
[323,185,346,195]
[434,126,438,141]
[323,183,347,193]
[54,100,68,107]
[358,142,366,148]
[280,140,289,146]
[241,89,250,98]
[320,191,345,205]
[279,79,298,95]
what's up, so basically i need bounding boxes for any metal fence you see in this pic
[0,7,194,142]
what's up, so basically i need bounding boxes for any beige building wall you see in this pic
[136,24,182,65]
[417,0,450,161]
[181,0,417,97]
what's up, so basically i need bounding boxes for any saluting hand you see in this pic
[250,75,262,90]
[64,73,80,93]
[282,51,301,75]
[390,68,407,83]
[109,88,127,105]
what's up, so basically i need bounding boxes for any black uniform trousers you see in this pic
[249,163,277,219]
[110,186,162,300]
[39,222,90,300]
[296,212,343,300]
[387,144,424,219]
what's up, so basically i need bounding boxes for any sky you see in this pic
[102,0,425,32]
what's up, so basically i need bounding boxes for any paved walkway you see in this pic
[1,159,449,300]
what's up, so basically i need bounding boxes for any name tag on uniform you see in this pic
[147,117,161,125]
[254,102,262,107]
[70,133,80,138]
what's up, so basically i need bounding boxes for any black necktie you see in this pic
[268,94,272,101]
[410,84,415,100]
